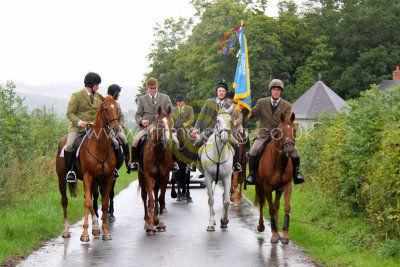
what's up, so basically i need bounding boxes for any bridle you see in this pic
[271,127,295,155]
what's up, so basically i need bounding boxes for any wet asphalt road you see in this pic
[19,181,320,267]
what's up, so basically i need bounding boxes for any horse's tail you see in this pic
[68,182,78,198]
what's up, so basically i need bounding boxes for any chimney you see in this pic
[393,66,400,80]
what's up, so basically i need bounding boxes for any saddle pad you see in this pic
[59,135,88,158]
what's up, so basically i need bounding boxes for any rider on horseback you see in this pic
[107,84,132,178]
[244,79,305,185]
[64,72,102,183]
[190,82,242,173]
[129,78,180,172]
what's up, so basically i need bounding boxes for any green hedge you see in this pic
[299,85,400,238]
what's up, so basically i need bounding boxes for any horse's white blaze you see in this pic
[110,104,115,109]
[162,117,170,140]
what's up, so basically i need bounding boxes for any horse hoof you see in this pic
[220,218,229,227]
[146,227,157,235]
[186,197,193,203]
[80,235,90,242]
[281,238,289,244]
[157,225,166,232]
[163,208,168,213]
[220,224,228,229]
[102,234,112,241]
[92,229,101,236]
[207,226,215,232]
[108,215,116,223]
[171,190,177,199]
[62,232,71,238]
[257,225,265,232]
[270,236,281,243]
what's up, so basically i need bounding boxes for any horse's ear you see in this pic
[291,112,295,122]
[157,106,162,115]
[112,91,118,100]
[280,112,286,122]
[167,105,171,115]
[98,93,105,102]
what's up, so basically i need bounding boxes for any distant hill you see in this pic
[14,82,138,128]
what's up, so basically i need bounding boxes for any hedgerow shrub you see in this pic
[298,85,400,238]
[0,82,68,207]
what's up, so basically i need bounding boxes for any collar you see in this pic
[215,98,226,107]
[85,88,94,96]
[270,97,281,105]
[149,93,158,99]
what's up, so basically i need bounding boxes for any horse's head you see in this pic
[97,93,120,135]
[152,106,173,149]
[215,111,232,144]
[272,112,296,158]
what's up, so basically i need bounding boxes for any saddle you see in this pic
[135,135,148,165]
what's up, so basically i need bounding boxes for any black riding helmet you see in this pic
[226,91,234,99]
[84,72,102,88]
[107,84,122,96]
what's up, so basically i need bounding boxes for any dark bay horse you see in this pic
[138,106,173,235]
[230,130,248,207]
[256,112,296,244]
[170,127,196,202]
[56,93,120,241]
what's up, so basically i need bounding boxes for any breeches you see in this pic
[65,132,78,152]
[132,128,179,149]
[249,138,299,157]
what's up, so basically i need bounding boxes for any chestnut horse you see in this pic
[256,112,296,244]
[55,93,120,242]
[230,130,248,207]
[138,106,173,235]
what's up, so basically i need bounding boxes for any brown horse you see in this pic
[55,93,120,242]
[138,106,173,235]
[230,130,248,207]
[256,112,296,244]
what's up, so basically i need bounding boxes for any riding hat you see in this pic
[226,91,235,99]
[84,72,102,88]
[269,79,284,91]
[146,78,158,89]
[215,82,228,96]
[176,94,185,102]
[107,84,122,96]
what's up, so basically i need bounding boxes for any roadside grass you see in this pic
[0,165,137,264]
[243,183,400,267]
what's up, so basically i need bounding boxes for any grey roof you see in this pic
[378,80,400,91]
[292,81,348,119]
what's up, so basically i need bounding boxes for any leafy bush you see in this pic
[298,85,400,239]
[0,82,68,207]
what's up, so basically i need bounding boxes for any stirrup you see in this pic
[114,169,119,180]
[66,171,77,183]
[246,173,256,185]
[172,162,179,172]
[293,172,305,185]
[233,163,242,172]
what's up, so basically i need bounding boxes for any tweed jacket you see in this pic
[193,98,231,133]
[230,103,243,132]
[172,105,195,129]
[66,88,102,133]
[250,97,292,139]
[135,92,173,130]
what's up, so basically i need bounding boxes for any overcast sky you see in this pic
[0,0,304,89]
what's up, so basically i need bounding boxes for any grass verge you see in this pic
[0,166,137,266]
[242,183,400,267]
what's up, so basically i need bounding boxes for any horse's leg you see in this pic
[108,180,116,222]
[153,183,160,225]
[157,175,168,232]
[238,172,243,203]
[100,176,114,241]
[145,175,156,235]
[220,175,231,228]
[231,172,239,207]
[281,183,292,244]
[139,173,149,230]
[256,184,265,232]
[59,178,70,238]
[176,169,184,201]
[185,166,193,203]
[92,185,99,218]
[266,189,280,243]
[80,174,92,242]
[170,172,177,199]
[273,190,283,234]
[205,176,215,231]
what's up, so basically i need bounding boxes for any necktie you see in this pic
[152,96,155,104]
[273,100,277,107]
[90,94,94,104]
[179,107,183,114]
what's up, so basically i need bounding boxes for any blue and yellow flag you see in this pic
[232,27,251,117]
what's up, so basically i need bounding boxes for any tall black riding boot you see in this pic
[233,143,242,172]
[130,146,139,171]
[122,143,132,174]
[64,150,76,183]
[246,155,257,185]
[291,156,305,184]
